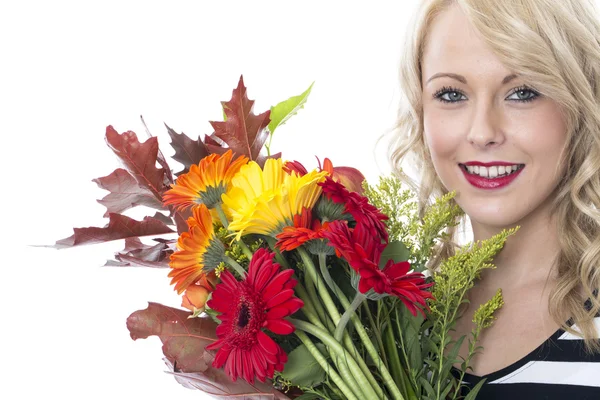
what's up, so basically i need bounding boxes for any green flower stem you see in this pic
[222,255,247,278]
[215,203,230,229]
[317,253,387,399]
[319,276,404,400]
[294,281,329,331]
[303,270,333,332]
[298,248,341,324]
[318,253,337,293]
[340,328,385,399]
[294,331,359,400]
[363,301,388,367]
[291,319,381,400]
[394,306,419,398]
[215,204,253,260]
[283,246,379,397]
[334,292,366,342]
[384,321,408,395]
[263,236,293,270]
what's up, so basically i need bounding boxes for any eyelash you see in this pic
[432,85,540,104]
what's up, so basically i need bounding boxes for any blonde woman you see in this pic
[391,0,600,398]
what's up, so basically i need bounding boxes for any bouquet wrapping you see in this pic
[56,76,513,400]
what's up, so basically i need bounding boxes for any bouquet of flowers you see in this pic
[56,76,514,400]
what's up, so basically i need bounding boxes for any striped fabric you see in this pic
[458,317,600,399]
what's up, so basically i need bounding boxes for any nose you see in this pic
[466,101,505,148]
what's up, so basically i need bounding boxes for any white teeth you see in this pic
[464,164,521,178]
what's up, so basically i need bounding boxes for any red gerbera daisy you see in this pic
[319,176,389,242]
[322,220,385,272]
[205,248,304,383]
[323,220,433,316]
[359,260,434,316]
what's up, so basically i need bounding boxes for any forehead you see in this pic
[421,4,510,82]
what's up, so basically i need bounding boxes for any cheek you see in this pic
[423,107,464,164]
[506,103,568,166]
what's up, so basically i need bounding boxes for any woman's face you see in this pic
[421,4,568,233]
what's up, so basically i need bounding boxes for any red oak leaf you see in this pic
[165,123,209,176]
[208,76,271,162]
[105,125,168,202]
[93,168,164,217]
[151,211,175,226]
[104,237,174,268]
[54,213,173,248]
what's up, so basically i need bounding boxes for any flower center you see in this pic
[237,302,251,328]
[196,183,227,208]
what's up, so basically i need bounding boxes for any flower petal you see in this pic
[265,319,295,335]
[265,289,294,309]
[258,330,279,356]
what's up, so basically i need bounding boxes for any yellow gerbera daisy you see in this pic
[163,149,248,210]
[222,158,327,239]
[168,203,225,294]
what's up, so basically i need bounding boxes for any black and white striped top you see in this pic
[458,317,600,399]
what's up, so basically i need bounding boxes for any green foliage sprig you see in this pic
[365,174,517,399]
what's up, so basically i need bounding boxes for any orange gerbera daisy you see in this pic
[168,203,225,294]
[275,207,331,253]
[163,149,248,210]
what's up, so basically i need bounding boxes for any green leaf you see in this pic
[268,82,314,135]
[464,378,487,400]
[419,376,436,398]
[396,305,424,374]
[440,381,454,399]
[380,240,411,269]
[280,343,327,387]
[446,335,466,364]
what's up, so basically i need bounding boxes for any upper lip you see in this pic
[461,161,523,167]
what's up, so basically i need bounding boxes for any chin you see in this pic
[459,201,527,231]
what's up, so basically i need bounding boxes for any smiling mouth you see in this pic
[459,163,525,179]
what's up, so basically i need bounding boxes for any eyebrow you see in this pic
[426,73,518,85]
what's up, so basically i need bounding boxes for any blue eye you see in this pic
[433,86,466,103]
[507,86,539,102]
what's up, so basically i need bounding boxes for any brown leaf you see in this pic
[171,207,192,235]
[257,152,282,168]
[208,76,270,162]
[104,237,173,268]
[104,125,167,202]
[164,357,292,400]
[54,214,174,248]
[93,168,164,217]
[165,123,209,176]
[127,303,218,372]
[139,115,175,185]
[151,212,175,226]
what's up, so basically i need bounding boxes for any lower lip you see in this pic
[461,166,524,189]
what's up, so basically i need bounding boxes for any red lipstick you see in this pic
[460,162,524,189]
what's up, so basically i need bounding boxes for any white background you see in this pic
[0,1,421,399]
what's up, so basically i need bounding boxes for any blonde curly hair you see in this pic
[389,0,600,351]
